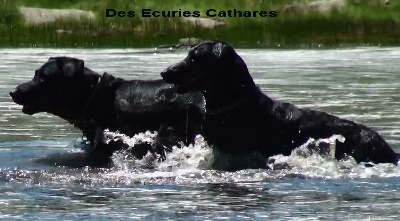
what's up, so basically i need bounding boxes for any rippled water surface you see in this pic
[0,48,400,220]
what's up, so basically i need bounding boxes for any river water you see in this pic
[0,48,399,220]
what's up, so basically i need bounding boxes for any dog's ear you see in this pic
[213,41,235,60]
[63,59,84,78]
[49,57,84,78]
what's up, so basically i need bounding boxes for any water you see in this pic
[1,48,400,220]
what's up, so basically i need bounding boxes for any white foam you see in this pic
[6,132,400,186]
[105,131,214,171]
[102,132,400,183]
[104,129,157,148]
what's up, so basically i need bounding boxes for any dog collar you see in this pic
[71,74,103,135]
[79,74,103,118]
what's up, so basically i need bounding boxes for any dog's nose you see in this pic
[160,68,172,80]
[161,68,178,84]
[161,62,183,79]
[9,88,17,98]
[161,66,173,76]
[160,70,167,78]
[9,88,23,104]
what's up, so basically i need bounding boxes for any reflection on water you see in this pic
[0,48,400,220]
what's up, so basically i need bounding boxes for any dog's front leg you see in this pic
[152,124,184,161]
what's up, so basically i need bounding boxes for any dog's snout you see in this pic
[160,68,169,79]
[9,84,32,104]
[161,60,187,82]
[9,87,24,104]
[161,65,177,81]
[9,88,18,98]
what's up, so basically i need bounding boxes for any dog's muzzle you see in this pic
[9,88,23,105]
[160,68,176,83]
[161,60,188,83]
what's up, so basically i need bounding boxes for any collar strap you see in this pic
[78,73,104,119]
[206,99,248,116]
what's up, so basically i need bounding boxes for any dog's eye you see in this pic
[34,70,47,83]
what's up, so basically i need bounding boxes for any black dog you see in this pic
[10,57,205,166]
[161,40,399,167]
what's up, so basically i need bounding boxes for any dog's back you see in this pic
[114,79,205,141]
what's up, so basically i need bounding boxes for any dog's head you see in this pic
[9,57,95,119]
[161,40,248,94]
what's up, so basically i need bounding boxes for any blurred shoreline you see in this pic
[1,0,399,48]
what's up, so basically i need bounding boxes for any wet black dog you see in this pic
[161,40,399,167]
[10,57,204,166]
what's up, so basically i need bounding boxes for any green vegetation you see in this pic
[1,0,400,48]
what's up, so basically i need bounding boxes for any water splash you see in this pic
[266,134,399,179]
[104,130,157,147]
[106,131,213,171]
[100,132,400,185]
[2,133,400,187]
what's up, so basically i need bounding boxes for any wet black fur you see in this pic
[161,40,399,167]
[10,57,204,167]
